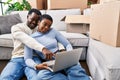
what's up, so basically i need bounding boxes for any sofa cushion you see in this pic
[0,14,22,34]
[0,34,13,47]
[60,31,89,46]
[0,47,13,60]
[46,9,81,31]
[11,10,46,22]
[0,31,88,47]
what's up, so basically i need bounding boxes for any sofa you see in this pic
[0,8,89,60]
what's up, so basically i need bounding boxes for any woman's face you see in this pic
[38,19,52,33]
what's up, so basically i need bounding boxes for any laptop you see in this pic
[44,48,83,72]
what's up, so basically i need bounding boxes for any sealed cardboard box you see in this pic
[64,15,90,33]
[47,0,87,11]
[90,1,120,47]
[27,0,47,10]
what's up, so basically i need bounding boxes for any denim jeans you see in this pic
[0,57,90,80]
[65,63,90,80]
[34,63,90,80]
[33,52,90,80]
[0,57,41,80]
[33,69,68,80]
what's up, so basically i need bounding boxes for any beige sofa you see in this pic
[0,9,89,60]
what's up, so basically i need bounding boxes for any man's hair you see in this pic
[40,14,53,22]
[28,8,41,16]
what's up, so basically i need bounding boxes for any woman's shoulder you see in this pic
[50,28,58,32]
[31,32,41,38]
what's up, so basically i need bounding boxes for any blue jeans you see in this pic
[0,57,41,80]
[31,57,68,80]
[33,69,68,80]
[65,63,90,80]
[34,63,90,80]
[33,52,90,80]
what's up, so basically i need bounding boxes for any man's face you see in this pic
[27,12,40,29]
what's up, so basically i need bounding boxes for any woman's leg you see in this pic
[24,67,38,80]
[34,69,68,80]
[65,63,90,80]
[0,58,25,80]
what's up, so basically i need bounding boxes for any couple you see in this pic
[0,8,90,80]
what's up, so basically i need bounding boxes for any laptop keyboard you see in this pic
[44,60,55,66]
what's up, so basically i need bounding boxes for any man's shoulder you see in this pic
[12,22,24,27]
[11,22,27,30]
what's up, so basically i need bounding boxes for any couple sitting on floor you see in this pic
[0,8,90,80]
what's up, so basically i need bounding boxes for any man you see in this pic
[0,9,54,80]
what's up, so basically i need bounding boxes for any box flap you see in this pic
[65,15,91,24]
[61,16,66,21]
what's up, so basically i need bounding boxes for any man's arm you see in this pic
[11,25,54,60]
[11,25,44,51]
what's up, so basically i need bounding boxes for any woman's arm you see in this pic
[24,46,38,70]
[55,30,73,51]
[24,46,50,70]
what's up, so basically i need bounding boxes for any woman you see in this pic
[24,14,90,80]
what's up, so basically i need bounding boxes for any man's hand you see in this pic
[42,48,54,60]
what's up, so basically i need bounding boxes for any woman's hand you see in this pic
[35,63,49,70]
[42,47,54,60]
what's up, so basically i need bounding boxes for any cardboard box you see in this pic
[27,0,47,10]
[64,15,90,33]
[90,1,120,47]
[47,0,87,11]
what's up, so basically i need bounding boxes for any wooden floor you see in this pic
[80,60,91,76]
[0,60,90,80]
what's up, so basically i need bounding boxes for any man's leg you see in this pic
[33,69,68,80]
[0,58,25,80]
[65,63,90,80]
